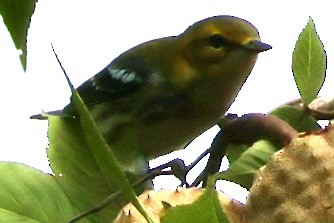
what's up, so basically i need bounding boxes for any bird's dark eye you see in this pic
[209,34,226,49]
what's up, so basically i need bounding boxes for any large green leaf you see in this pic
[0,0,36,71]
[0,162,83,223]
[48,117,122,222]
[47,89,151,222]
[162,188,229,223]
[292,17,326,106]
[221,140,277,190]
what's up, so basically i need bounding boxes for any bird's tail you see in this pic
[30,110,68,120]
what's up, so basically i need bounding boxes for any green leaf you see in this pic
[292,17,326,105]
[162,188,229,223]
[225,144,248,165]
[0,162,83,223]
[73,78,151,222]
[48,117,123,221]
[270,105,320,132]
[0,0,36,71]
[221,140,277,190]
[47,90,151,221]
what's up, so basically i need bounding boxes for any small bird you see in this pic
[32,15,271,176]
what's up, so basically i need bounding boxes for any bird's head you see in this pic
[179,15,271,80]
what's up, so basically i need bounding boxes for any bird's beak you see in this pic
[245,40,272,53]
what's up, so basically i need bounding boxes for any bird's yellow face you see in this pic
[179,15,271,78]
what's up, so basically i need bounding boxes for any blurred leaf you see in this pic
[270,105,320,132]
[162,188,229,223]
[0,0,36,71]
[0,162,83,223]
[221,140,277,190]
[292,17,326,105]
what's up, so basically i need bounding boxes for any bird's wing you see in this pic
[78,57,156,107]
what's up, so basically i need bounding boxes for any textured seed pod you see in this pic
[113,187,241,223]
[243,125,334,223]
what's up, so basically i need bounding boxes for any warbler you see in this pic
[32,15,271,175]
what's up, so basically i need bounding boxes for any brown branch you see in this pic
[192,113,298,187]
